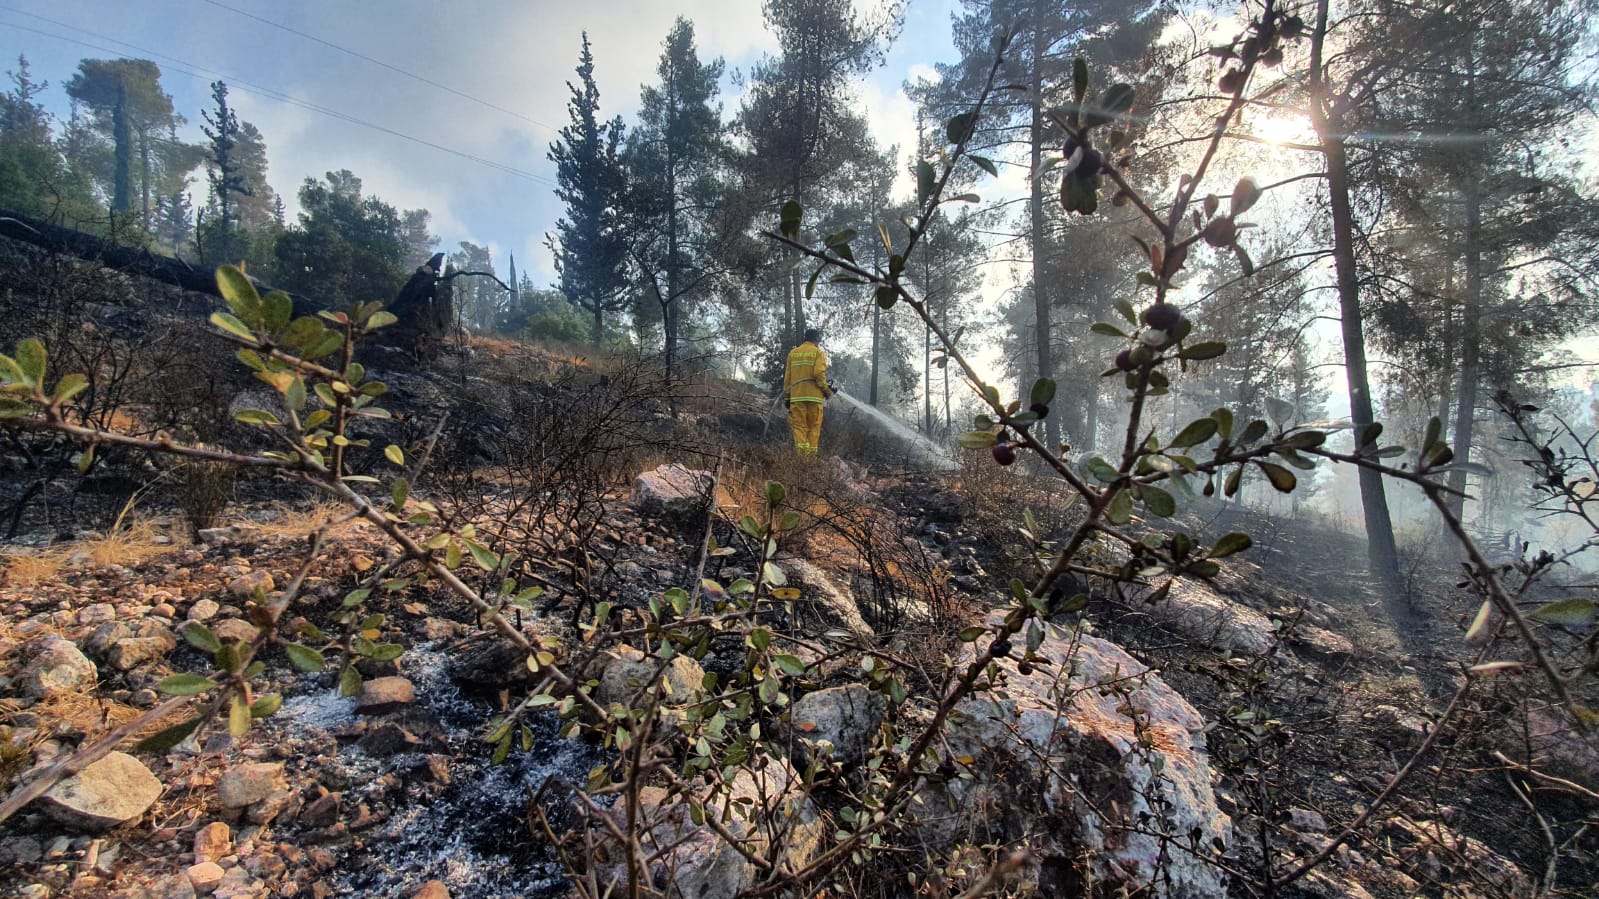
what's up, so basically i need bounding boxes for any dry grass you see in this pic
[255,499,356,541]
[0,518,178,586]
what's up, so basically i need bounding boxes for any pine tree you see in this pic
[201,81,247,260]
[548,33,631,345]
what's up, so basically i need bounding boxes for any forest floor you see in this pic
[0,326,1594,898]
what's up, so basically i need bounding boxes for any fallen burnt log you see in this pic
[0,209,505,359]
[0,207,324,318]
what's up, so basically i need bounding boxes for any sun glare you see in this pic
[1251,111,1313,147]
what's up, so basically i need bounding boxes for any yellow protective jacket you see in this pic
[784,340,832,405]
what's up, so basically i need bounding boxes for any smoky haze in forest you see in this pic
[0,0,1596,551]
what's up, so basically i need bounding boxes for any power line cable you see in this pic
[199,0,562,136]
[0,11,558,187]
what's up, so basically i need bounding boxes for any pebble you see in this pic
[194,821,232,863]
[187,861,225,894]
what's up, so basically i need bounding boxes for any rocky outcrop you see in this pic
[913,612,1231,898]
[1124,579,1276,655]
[595,645,704,708]
[589,760,822,899]
[789,684,885,766]
[38,751,163,831]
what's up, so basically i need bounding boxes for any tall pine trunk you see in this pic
[1310,0,1401,584]
[111,81,132,216]
[1028,14,1056,448]
[1446,182,1483,521]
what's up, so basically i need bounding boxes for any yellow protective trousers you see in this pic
[788,401,823,457]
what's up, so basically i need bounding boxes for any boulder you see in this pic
[789,684,885,766]
[632,464,715,524]
[356,676,416,715]
[20,635,98,698]
[781,558,875,640]
[913,612,1231,898]
[596,645,705,708]
[1125,579,1275,655]
[107,635,177,671]
[38,751,162,831]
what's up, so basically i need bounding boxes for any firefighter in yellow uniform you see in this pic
[783,328,833,457]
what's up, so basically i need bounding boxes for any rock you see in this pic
[914,612,1231,898]
[77,603,117,626]
[1388,818,1529,896]
[216,762,286,809]
[20,635,98,698]
[1125,579,1275,654]
[1293,625,1355,661]
[590,761,820,899]
[187,861,225,895]
[595,645,704,707]
[193,821,231,863]
[789,684,885,766]
[781,558,875,640]
[411,882,450,899]
[227,571,274,599]
[300,792,340,828]
[107,635,177,670]
[210,618,258,644]
[1287,807,1328,832]
[356,676,415,715]
[358,722,421,756]
[631,463,715,523]
[39,751,162,831]
[1369,704,1429,746]
[187,599,221,622]
[196,528,237,545]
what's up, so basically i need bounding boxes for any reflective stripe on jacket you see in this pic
[784,341,831,404]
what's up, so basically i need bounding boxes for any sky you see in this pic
[0,0,958,287]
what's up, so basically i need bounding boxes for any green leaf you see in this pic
[765,480,786,507]
[467,540,499,571]
[1231,176,1262,216]
[957,430,998,449]
[1257,461,1297,492]
[284,642,325,672]
[1180,341,1226,361]
[134,715,205,753]
[1210,532,1253,558]
[370,643,405,661]
[945,111,975,144]
[1239,419,1269,445]
[385,444,405,466]
[916,159,937,206]
[1530,598,1596,628]
[1030,378,1056,408]
[1141,485,1176,518]
[211,311,256,342]
[16,338,46,387]
[1265,396,1294,426]
[875,286,898,309]
[1169,417,1219,448]
[158,673,218,696]
[780,200,804,238]
[216,264,262,323]
[250,693,283,718]
[304,331,344,360]
[262,291,293,334]
[52,372,89,404]
[1091,322,1128,338]
[180,622,221,654]
[774,654,808,676]
[0,352,26,386]
[229,694,252,736]
[969,154,998,178]
[339,665,362,697]
[1072,57,1088,106]
[1106,489,1133,525]
[234,409,281,426]
[366,311,398,331]
[958,626,985,642]
[763,561,787,587]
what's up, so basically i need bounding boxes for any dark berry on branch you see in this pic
[992,444,1017,466]
[1142,302,1182,331]
[1115,349,1136,372]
